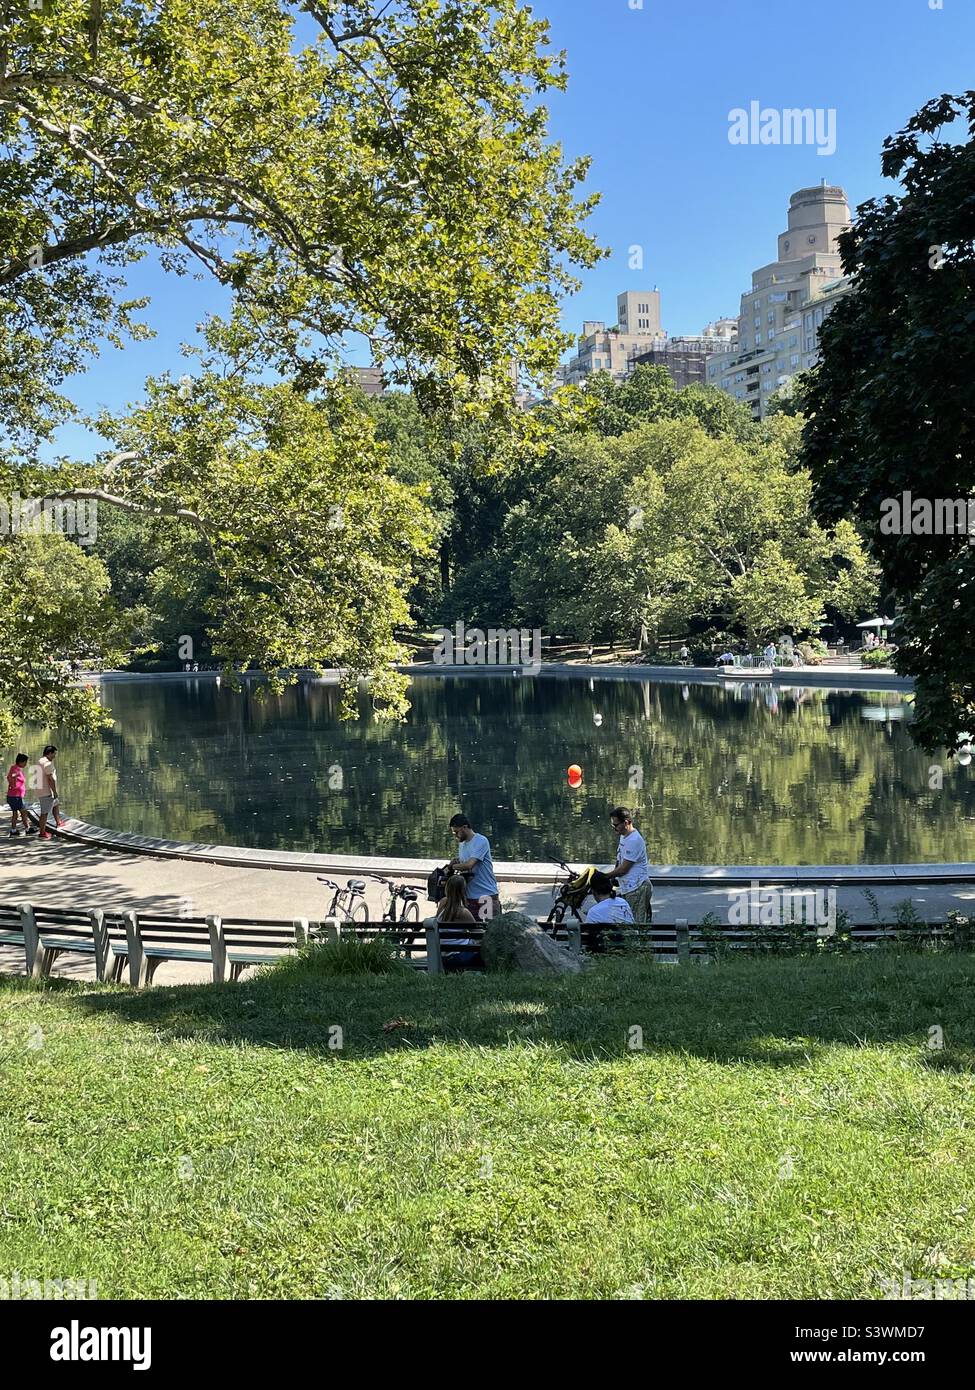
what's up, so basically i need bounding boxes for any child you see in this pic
[6,754,33,838]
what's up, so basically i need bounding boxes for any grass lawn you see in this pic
[2,950,974,1300]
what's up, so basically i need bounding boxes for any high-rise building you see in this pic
[706,184,853,418]
[559,289,666,385]
[631,319,739,389]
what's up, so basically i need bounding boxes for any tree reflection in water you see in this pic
[14,675,975,865]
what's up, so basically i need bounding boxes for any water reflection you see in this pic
[10,675,975,865]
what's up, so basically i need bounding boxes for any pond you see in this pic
[18,673,975,866]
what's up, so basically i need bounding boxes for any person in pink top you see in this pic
[6,753,34,838]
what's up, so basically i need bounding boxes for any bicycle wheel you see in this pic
[350,899,370,924]
[402,901,420,926]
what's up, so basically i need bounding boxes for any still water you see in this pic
[21,674,975,865]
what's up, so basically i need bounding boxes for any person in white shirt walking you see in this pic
[607,805,651,924]
[36,745,63,841]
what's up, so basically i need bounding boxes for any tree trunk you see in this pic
[439,537,451,595]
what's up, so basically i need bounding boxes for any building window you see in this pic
[790,354,800,367]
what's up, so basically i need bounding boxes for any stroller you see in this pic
[546,863,599,925]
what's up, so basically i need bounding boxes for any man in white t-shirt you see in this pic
[607,805,651,924]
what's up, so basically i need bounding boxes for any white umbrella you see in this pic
[857,616,896,628]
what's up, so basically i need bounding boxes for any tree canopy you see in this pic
[800,90,975,752]
[0,0,602,731]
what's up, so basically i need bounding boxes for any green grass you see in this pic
[2,952,975,1300]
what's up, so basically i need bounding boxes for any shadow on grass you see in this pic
[8,948,975,1069]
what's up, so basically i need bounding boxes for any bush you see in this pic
[860,645,894,668]
[796,640,826,665]
[269,937,412,978]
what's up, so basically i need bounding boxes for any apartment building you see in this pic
[706,184,852,418]
[631,319,738,389]
[559,290,666,385]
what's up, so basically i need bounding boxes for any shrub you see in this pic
[269,937,412,978]
[860,645,894,668]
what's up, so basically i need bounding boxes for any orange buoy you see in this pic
[567,764,583,787]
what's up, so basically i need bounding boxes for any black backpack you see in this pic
[427,864,450,904]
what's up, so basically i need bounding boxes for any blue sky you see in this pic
[544,0,974,336]
[42,0,975,460]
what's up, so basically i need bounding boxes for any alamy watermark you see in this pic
[727,881,837,935]
[0,492,97,546]
[880,1272,975,1300]
[728,102,837,157]
[880,492,975,545]
[432,621,542,673]
[1,1271,98,1300]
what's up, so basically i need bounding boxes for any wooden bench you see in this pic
[0,902,41,977]
[106,912,309,986]
[32,904,111,980]
[540,919,686,961]
[105,912,213,986]
[217,917,309,981]
[308,917,435,968]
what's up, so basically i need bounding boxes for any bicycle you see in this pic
[316,876,370,924]
[369,878,422,956]
[371,875,421,928]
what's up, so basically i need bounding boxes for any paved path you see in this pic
[3,834,974,989]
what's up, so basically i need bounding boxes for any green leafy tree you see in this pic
[506,415,876,649]
[0,0,601,729]
[0,533,127,745]
[800,91,975,751]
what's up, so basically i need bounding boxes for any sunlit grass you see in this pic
[2,952,974,1299]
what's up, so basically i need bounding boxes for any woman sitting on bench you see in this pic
[436,873,481,972]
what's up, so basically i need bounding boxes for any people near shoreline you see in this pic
[607,805,651,924]
[447,813,501,921]
[678,644,690,666]
[37,745,63,840]
[762,642,777,670]
[585,868,636,954]
[585,870,635,925]
[435,872,481,972]
[6,754,34,838]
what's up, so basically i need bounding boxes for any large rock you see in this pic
[480,912,583,975]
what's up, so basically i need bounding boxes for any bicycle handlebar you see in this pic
[370,874,417,896]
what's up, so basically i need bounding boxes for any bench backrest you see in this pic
[0,902,25,936]
[221,919,306,951]
[32,903,104,936]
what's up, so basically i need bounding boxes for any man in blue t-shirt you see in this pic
[447,813,501,922]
